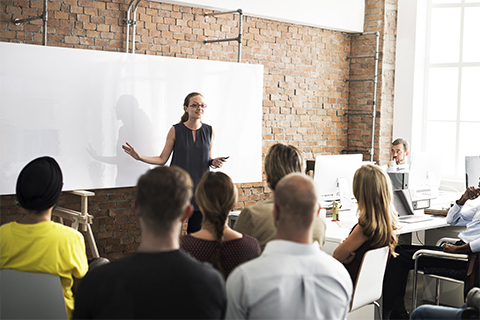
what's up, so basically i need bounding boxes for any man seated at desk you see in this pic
[383,138,410,172]
[383,179,480,319]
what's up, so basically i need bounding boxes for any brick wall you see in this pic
[0,0,397,260]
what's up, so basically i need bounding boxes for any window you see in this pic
[423,0,480,180]
[395,0,480,187]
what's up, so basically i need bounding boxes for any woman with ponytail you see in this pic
[122,92,228,233]
[333,164,399,284]
[181,171,261,279]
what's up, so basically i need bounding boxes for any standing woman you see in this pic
[122,92,227,233]
[181,171,261,279]
[333,164,399,284]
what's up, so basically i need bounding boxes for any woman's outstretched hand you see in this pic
[122,142,141,161]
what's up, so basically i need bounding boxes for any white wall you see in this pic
[393,0,427,153]
[155,0,365,33]
[0,42,263,194]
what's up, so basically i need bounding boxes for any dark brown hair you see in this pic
[135,166,193,234]
[195,171,237,278]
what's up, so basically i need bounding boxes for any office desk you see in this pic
[322,209,451,255]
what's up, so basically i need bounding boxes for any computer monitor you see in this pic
[409,151,442,196]
[466,156,480,188]
[313,154,363,205]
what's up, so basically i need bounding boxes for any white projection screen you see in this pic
[0,42,263,195]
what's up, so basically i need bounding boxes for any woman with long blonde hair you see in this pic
[181,171,260,279]
[333,164,399,283]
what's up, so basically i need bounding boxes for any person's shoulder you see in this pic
[177,251,225,284]
[0,222,13,231]
[240,198,273,217]
[316,249,352,277]
[179,234,201,249]
[82,255,132,282]
[50,222,84,238]
[241,234,261,246]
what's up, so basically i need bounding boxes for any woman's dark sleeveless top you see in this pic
[171,123,212,211]
[344,223,373,285]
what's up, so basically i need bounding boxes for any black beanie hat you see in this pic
[16,156,63,211]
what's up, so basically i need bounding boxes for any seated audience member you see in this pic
[234,143,326,251]
[0,156,88,319]
[384,138,410,172]
[73,166,226,319]
[333,164,399,284]
[181,172,260,278]
[226,173,352,319]
[383,180,480,319]
[411,287,480,320]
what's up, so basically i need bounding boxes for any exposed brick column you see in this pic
[346,0,397,164]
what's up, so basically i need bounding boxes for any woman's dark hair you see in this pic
[180,92,203,123]
[195,171,237,278]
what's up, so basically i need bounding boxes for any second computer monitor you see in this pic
[313,154,363,202]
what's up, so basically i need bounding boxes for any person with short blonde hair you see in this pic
[333,164,399,283]
[234,143,326,251]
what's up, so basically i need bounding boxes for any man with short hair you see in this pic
[73,166,226,319]
[386,138,410,172]
[234,143,326,251]
[226,173,352,319]
[0,156,88,319]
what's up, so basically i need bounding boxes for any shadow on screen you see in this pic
[87,94,154,186]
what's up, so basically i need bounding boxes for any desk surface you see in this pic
[324,209,449,243]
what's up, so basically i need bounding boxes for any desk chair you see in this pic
[411,237,469,310]
[349,246,390,318]
[0,269,68,319]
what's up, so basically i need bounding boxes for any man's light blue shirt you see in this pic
[226,240,352,320]
[446,203,480,253]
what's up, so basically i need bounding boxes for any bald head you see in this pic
[274,173,318,232]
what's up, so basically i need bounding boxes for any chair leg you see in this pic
[435,278,441,305]
[412,260,420,311]
[373,301,381,320]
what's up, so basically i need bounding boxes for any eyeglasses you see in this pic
[189,104,207,109]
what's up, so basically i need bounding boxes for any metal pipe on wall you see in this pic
[371,31,380,163]
[343,31,380,162]
[14,0,48,46]
[132,0,142,54]
[237,10,243,63]
[42,0,48,46]
[125,0,141,53]
[204,9,243,63]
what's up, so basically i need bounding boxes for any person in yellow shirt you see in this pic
[0,156,88,319]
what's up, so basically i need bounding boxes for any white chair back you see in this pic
[349,246,390,313]
[0,269,67,319]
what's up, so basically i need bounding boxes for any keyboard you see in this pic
[398,215,434,223]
